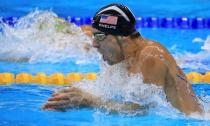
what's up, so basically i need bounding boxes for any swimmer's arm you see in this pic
[134,46,203,115]
[100,100,147,114]
[42,87,101,111]
[164,69,203,114]
[42,87,143,113]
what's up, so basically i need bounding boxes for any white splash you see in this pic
[71,60,209,118]
[174,35,210,71]
[202,36,210,52]
[0,10,100,64]
[74,61,181,116]
[192,37,205,43]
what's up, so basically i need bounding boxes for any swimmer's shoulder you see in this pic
[139,38,176,62]
[136,38,177,67]
[138,39,164,56]
[143,39,168,51]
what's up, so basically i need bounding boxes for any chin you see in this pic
[107,60,118,65]
[107,62,114,65]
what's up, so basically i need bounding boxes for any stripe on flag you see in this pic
[100,14,118,25]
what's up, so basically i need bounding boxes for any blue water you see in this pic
[0,0,210,126]
[0,61,99,75]
[1,0,210,17]
[0,84,209,126]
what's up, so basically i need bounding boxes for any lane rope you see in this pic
[1,16,210,29]
[0,72,209,85]
[0,72,97,85]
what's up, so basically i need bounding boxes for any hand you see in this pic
[42,87,98,111]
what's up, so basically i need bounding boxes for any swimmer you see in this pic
[43,3,203,115]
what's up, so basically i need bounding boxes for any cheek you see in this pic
[101,42,119,54]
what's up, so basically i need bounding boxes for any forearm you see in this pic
[95,99,146,114]
[164,70,203,114]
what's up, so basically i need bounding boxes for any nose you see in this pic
[92,40,100,49]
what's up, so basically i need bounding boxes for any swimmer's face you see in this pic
[92,28,124,65]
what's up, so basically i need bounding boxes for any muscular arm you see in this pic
[42,87,144,114]
[164,67,203,114]
[135,46,203,114]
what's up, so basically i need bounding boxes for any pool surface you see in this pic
[1,0,210,17]
[0,0,210,126]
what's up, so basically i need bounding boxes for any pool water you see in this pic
[1,0,210,17]
[0,0,210,126]
[0,84,209,126]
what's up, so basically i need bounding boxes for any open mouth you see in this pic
[103,55,107,61]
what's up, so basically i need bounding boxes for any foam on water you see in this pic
[174,36,210,71]
[72,61,184,117]
[0,10,100,64]
[70,60,209,119]
[202,36,210,52]
[72,61,210,119]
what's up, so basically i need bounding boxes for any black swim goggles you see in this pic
[93,32,108,41]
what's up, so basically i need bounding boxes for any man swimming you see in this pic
[43,3,203,115]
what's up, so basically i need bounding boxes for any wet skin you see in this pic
[43,25,203,115]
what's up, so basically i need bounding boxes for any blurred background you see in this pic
[1,0,210,17]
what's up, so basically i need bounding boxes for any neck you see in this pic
[123,36,146,60]
[121,36,147,70]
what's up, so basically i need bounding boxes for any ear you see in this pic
[81,25,93,37]
[122,36,130,42]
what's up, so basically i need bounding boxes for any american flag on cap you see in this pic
[99,14,118,25]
